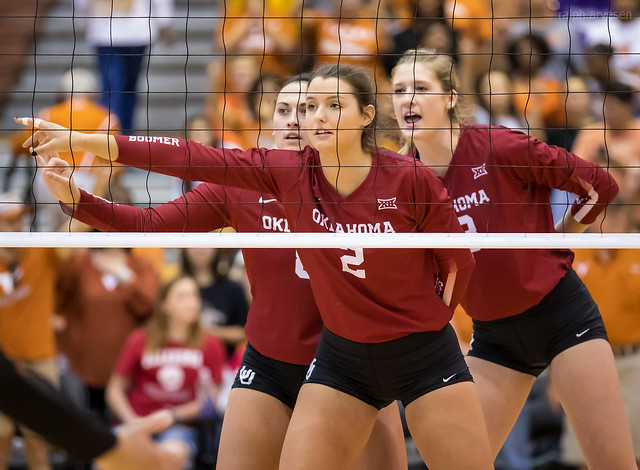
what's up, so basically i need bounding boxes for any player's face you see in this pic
[163,277,202,326]
[305,77,372,154]
[272,81,309,151]
[392,62,457,142]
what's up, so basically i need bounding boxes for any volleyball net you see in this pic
[0,0,638,248]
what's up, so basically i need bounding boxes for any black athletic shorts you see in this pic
[231,343,308,409]
[304,324,473,410]
[467,268,608,377]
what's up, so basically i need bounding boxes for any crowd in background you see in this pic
[1,0,639,469]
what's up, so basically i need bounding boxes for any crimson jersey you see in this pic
[115,135,475,343]
[444,126,618,321]
[65,186,321,365]
[113,329,225,418]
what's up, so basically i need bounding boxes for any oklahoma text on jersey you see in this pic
[311,208,396,233]
[452,189,491,214]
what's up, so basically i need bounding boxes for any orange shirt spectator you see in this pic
[10,69,121,230]
[303,0,391,83]
[215,0,301,80]
[0,194,60,362]
[0,248,59,361]
[444,0,492,43]
[508,34,566,128]
[573,249,640,347]
[12,69,120,198]
[207,56,261,150]
[0,194,63,470]
[511,75,565,128]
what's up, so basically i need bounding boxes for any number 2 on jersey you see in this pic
[457,215,480,253]
[340,248,366,279]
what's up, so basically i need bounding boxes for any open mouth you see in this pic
[404,113,422,125]
[315,130,334,136]
[284,132,301,141]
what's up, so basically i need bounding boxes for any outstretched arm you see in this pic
[37,153,235,233]
[18,117,305,199]
[17,117,118,163]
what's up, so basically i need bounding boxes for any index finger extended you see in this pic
[14,117,43,129]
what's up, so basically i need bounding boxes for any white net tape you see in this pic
[2,232,639,248]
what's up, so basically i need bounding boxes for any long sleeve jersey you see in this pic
[444,125,618,320]
[112,136,475,343]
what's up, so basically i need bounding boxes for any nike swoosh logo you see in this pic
[442,373,458,383]
[576,328,590,337]
[258,197,278,204]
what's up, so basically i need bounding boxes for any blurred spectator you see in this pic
[213,0,301,80]
[563,197,640,468]
[508,0,582,81]
[228,251,251,306]
[76,0,175,134]
[580,43,625,119]
[507,33,566,134]
[184,115,215,148]
[489,0,523,72]
[8,68,121,231]
[443,0,493,94]
[206,56,260,150]
[583,44,618,93]
[178,249,248,465]
[474,70,526,131]
[179,248,248,357]
[0,194,62,469]
[383,0,449,71]
[302,0,392,83]
[420,21,457,58]
[244,73,282,149]
[547,75,599,221]
[571,81,640,221]
[208,0,300,150]
[169,115,217,201]
[577,0,640,88]
[106,275,226,470]
[549,80,637,226]
[546,76,596,150]
[207,73,283,151]
[55,248,160,423]
[443,0,492,46]
[0,0,57,118]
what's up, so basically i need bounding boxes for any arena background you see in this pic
[0,0,639,469]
